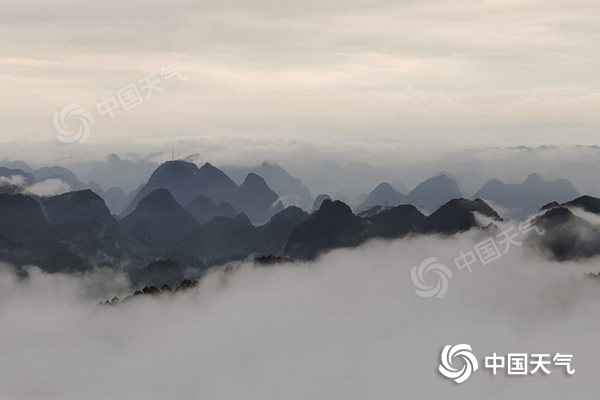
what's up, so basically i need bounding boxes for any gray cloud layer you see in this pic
[0,231,599,399]
[1,0,599,144]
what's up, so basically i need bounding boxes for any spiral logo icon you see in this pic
[53,103,94,144]
[410,257,452,298]
[439,344,479,384]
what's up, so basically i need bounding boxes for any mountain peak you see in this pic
[359,182,405,211]
[135,189,183,214]
[317,199,354,218]
[373,182,395,192]
[406,174,461,212]
[524,173,544,184]
[241,172,268,187]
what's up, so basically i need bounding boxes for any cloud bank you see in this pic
[0,231,599,399]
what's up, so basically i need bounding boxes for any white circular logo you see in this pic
[439,344,479,384]
[53,103,94,144]
[410,257,452,298]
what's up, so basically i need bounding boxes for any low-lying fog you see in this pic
[1,231,599,399]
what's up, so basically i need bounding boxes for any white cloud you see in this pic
[24,178,72,197]
[0,231,598,399]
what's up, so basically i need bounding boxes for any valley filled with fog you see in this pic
[1,230,598,400]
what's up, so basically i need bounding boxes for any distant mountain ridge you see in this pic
[358,174,462,213]
[285,197,500,260]
[222,162,313,210]
[475,173,580,217]
[126,161,283,224]
[0,157,594,277]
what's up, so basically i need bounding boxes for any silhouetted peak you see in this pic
[312,194,331,212]
[317,199,354,218]
[440,198,500,219]
[480,178,505,189]
[241,172,268,188]
[149,160,200,182]
[523,173,544,185]
[50,189,101,202]
[135,189,183,213]
[540,201,560,211]
[267,206,309,225]
[565,195,600,214]
[199,162,219,173]
[538,206,574,225]
[372,182,396,194]
[428,174,453,183]
[43,190,115,227]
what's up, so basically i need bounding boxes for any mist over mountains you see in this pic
[2,146,600,400]
[2,150,600,294]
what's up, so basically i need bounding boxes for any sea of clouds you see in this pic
[1,231,599,399]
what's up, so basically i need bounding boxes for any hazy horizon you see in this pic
[2,0,600,145]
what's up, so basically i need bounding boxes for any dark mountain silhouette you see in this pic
[423,198,501,234]
[529,195,600,261]
[6,157,594,282]
[0,193,49,243]
[406,174,462,212]
[254,206,310,255]
[232,173,283,224]
[532,206,600,261]
[126,161,237,213]
[285,200,367,260]
[0,192,117,272]
[474,174,579,217]
[41,190,144,267]
[102,186,129,215]
[312,194,331,212]
[127,161,282,224]
[194,206,309,263]
[81,181,129,215]
[121,189,201,250]
[359,182,406,211]
[285,198,499,260]
[564,195,600,214]
[223,162,313,210]
[43,190,116,228]
[195,213,256,262]
[129,259,185,289]
[365,205,426,238]
[185,195,236,224]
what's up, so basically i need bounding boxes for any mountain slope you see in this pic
[233,173,283,224]
[126,161,237,213]
[406,175,462,212]
[121,189,201,250]
[359,182,406,211]
[474,173,579,217]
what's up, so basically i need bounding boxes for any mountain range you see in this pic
[1,158,598,288]
[358,173,580,217]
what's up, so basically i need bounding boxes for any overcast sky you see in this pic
[1,0,599,145]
